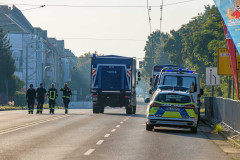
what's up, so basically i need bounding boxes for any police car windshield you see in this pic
[154,93,191,104]
[163,76,197,92]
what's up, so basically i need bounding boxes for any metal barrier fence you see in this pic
[205,97,240,132]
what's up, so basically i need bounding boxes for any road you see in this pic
[0,105,233,160]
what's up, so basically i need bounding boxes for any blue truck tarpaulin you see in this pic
[214,0,240,56]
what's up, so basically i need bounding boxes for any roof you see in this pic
[156,89,191,96]
[97,55,133,59]
[161,72,198,76]
[0,12,28,33]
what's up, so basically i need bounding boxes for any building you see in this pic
[0,5,77,91]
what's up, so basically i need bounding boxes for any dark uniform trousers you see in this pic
[37,98,44,114]
[49,99,56,114]
[28,100,34,114]
[63,98,70,114]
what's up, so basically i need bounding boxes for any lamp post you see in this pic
[43,66,54,88]
[25,41,38,90]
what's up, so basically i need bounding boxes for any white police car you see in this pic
[146,86,199,133]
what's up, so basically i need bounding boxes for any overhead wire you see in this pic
[21,5,45,11]
[0,0,198,8]
[60,38,145,42]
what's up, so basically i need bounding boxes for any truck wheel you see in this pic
[99,106,104,113]
[93,105,100,114]
[190,126,198,133]
[146,123,154,131]
[126,106,132,114]
[132,105,136,114]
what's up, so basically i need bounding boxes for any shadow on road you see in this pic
[153,125,223,140]
[104,113,146,118]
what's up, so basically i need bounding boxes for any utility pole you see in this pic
[160,0,163,33]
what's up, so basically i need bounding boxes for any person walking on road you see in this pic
[36,83,47,114]
[26,84,36,114]
[60,83,72,114]
[48,83,58,114]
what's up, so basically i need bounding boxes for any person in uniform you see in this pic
[48,83,58,114]
[60,83,72,114]
[26,84,36,114]
[36,83,47,114]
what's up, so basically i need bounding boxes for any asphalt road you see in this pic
[0,105,233,160]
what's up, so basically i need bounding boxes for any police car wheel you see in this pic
[190,126,198,133]
[146,124,154,131]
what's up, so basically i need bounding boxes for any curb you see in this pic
[200,118,240,149]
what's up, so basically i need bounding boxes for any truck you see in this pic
[90,55,137,114]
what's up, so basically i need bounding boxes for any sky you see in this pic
[1,0,215,59]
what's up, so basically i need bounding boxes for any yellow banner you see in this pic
[218,48,240,75]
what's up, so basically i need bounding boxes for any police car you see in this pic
[146,86,199,133]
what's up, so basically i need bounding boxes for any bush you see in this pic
[15,92,26,106]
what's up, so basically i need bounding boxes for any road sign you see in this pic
[218,48,240,75]
[206,67,220,86]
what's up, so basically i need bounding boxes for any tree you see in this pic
[142,31,170,79]
[68,52,103,100]
[0,27,24,96]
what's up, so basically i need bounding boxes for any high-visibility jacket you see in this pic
[60,87,72,99]
[48,88,58,100]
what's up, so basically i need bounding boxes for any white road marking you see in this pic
[84,149,95,155]
[116,125,120,128]
[123,119,127,121]
[96,140,104,145]
[111,129,116,132]
[0,115,69,135]
[120,122,124,124]
[104,134,110,138]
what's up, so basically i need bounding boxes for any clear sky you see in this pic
[1,0,215,59]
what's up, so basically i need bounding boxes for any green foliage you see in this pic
[143,5,233,98]
[0,27,25,96]
[69,52,103,100]
[142,31,170,81]
[15,92,26,106]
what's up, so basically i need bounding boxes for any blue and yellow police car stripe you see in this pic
[148,101,198,119]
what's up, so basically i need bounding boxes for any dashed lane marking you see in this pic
[120,122,124,124]
[96,140,104,145]
[116,125,120,128]
[123,119,127,121]
[0,115,69,135]
[104,134,110,138]
[111,129,116,132]
[84,149,95,155]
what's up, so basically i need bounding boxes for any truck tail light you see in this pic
[94,94,98,98]
[124,96,130,99]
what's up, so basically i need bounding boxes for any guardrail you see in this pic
[205,97,240,132]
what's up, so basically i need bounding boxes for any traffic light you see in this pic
[139,61,143,68]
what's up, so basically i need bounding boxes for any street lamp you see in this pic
[43,66,54,88]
